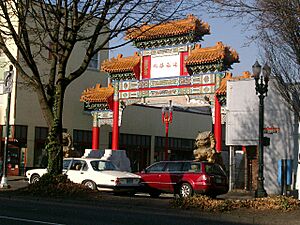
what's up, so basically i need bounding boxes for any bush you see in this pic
[171,195,300,212]
[21,174,99,199]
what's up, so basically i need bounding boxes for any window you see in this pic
[15,125,28,144]
[82,163,88,171]
[146,162,166,173]
[34,127,49,167]
[91,160,118,171]
[63,159,72,170]
[0,37,7,58]
[205,164,226,176]
[70,160,86,171]
[164,162,183,172]
[73,129,92,156]
[88,52,100,70]
[182,162,201,172]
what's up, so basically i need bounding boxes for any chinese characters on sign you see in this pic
[151,53,180,78]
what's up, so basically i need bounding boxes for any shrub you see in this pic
[171,195,300,212]
[21,174,99,199]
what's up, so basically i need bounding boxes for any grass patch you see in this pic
[171,195,300,212]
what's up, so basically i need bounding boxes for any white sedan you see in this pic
[26,158,141,193]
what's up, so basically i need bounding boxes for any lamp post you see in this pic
[252,60,270,198]
[162,100,173,160]
[1,65,14,188]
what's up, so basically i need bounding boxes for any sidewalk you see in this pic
[0,176,28,191]
[219,189,254,199]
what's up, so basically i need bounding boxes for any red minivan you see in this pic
[137,160,228,198]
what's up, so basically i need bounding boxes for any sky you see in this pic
[109,16,260,77]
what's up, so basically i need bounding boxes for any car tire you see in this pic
[30,174,40,184]
[179,182,193,198]
[83,180,96,190]
[149,190,161,198]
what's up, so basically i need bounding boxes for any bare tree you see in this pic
[203,0,300,114]
[0,0,198,175]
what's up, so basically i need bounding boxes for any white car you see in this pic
[26,158,141,193]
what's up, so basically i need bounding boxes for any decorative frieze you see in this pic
[133,34,200,49]
[142,46,188,56]
[187,63,225,74]
[97,110,113,127]
[118,73,223,99]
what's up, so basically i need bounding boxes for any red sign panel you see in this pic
[180,51,188,76]
[142,56,151,79]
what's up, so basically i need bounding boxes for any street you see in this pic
[0,193,300,225]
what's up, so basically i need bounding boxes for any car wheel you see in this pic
[149,190,161,198]
[179,183,193,198]
[30,174,40,184]
[83,180,96,190]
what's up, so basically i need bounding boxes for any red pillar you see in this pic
[214,96,222,152]
[164,122,169,160]
[112,97,119,150]
[92,127,99,150]
[91,113,99,150]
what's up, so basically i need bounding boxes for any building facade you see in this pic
[226,77,298,194]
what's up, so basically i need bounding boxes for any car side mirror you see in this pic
[141,169,147,174]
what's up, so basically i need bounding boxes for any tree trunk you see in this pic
[45,84,65,175]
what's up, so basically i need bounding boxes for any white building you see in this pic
[226,77,298,194]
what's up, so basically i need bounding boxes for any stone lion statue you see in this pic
[194,131,216,163]
[62,132,80,157]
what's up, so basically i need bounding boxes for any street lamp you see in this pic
[162,100,173,160]
[1,65,14,188]
[252,60,270,198]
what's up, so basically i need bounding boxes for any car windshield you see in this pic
[90,160,119,171]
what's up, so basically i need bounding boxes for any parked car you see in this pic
[26,158,141,194]
[137,160,228,198]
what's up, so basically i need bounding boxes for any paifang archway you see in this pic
[80,15,239,156]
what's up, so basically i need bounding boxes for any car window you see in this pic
[63,159,72,170]
[90,160,118,171]
[205,164,226,176]
[164,162,183,172]
[82,162,88,171]
[182,162,201,172]
[146,162,166,173]
[70,160,85,171]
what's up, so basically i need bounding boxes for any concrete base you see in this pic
[0,176,8,189]
[83,149,131,172]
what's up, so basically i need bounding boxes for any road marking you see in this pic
[0,215,66,225]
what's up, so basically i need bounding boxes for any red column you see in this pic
[112,96,119,150]
[214,96,222,152]
[92,113,99,150]
[92,127,99,150]
[164,122,169,160]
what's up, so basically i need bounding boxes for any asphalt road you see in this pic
[0,195,253,225]
[0,193,300,225]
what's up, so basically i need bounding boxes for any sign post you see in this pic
[0,65,14,188]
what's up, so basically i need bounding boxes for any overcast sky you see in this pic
[109,16,260,77]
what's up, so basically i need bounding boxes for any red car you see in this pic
[137,160,228,198]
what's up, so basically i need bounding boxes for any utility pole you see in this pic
[0,65,14,188]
